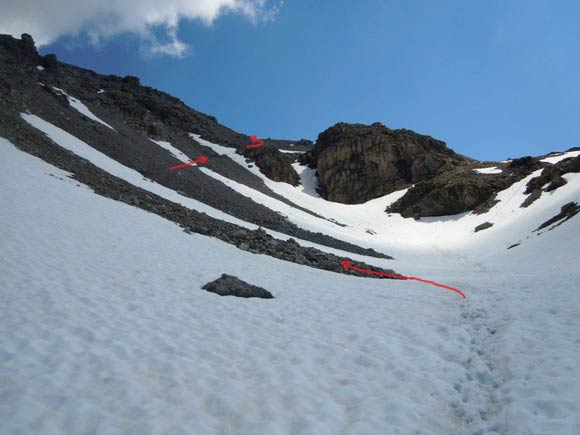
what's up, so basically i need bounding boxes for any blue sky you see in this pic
[39,0,580,161]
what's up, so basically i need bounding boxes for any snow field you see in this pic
[1,140,472,434]
[474,167,503,174]
[540,150,580,164]
[3,120,580,433]
[190,135,580,273]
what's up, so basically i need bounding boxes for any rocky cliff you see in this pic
[300,122,469,204]
[299,122,555,218]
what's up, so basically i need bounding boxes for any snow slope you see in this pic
[0,138,471,434]
[2,125,580,434]
[20,114,386,264]
[541,150,580,164]
[187,136,580,272]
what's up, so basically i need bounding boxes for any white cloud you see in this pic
[0,0,281,57]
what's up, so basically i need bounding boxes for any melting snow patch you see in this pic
[36,65,44,71]
[279,149,305,154]
[150,138,190,163]
[475,167,503,174]
[97,89,105,94]
[541,150,580,164]
[52,87,116,131]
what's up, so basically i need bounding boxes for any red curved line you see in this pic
[341,261,466,299]
[245,136,264,149]
[405,276,467,299]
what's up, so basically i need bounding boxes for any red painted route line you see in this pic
[246,135,264,149]
[169,155,208,170]
[340,260,466,299]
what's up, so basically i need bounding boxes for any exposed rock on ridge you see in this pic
[301,122,550,218]
[243,146,300,186]
[301,122,468,204]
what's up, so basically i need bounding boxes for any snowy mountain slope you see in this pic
[0,139,473,434]
[3,127,580,435]
[24,109,580,276]
[182,135,580,274]
[2,34,580,435]
[540,149,580,164]
[18,114,388,265]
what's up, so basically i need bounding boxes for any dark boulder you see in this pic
[202,274,274,299]
[474,222,494,232]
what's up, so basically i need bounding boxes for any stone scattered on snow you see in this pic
[202,274,274,299]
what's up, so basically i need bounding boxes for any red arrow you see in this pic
[169,155,208,170]
[246,135,265,149]
[340,260,466,299]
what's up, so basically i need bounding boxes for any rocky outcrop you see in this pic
[300,122,468,204]
[525,167,566,194]
[202,274,274,299]
[300,122,553,217]
[386,156,551,217]
[536,202,580,231]
[243,146,299,185]
[522,155,580,208]
[386,167,513,218]
[507,156,542,172]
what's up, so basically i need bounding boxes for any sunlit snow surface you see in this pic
[475,166,503,174]
[2,123,580,434]
[149,138,191,162]
[540,150,580,164]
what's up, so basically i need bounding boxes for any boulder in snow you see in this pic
[202,274,274,299]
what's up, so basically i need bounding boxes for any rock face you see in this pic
[301,122,551,217]
[301,122,467,204]
[243,146,299,186]
[202,274,274,299]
